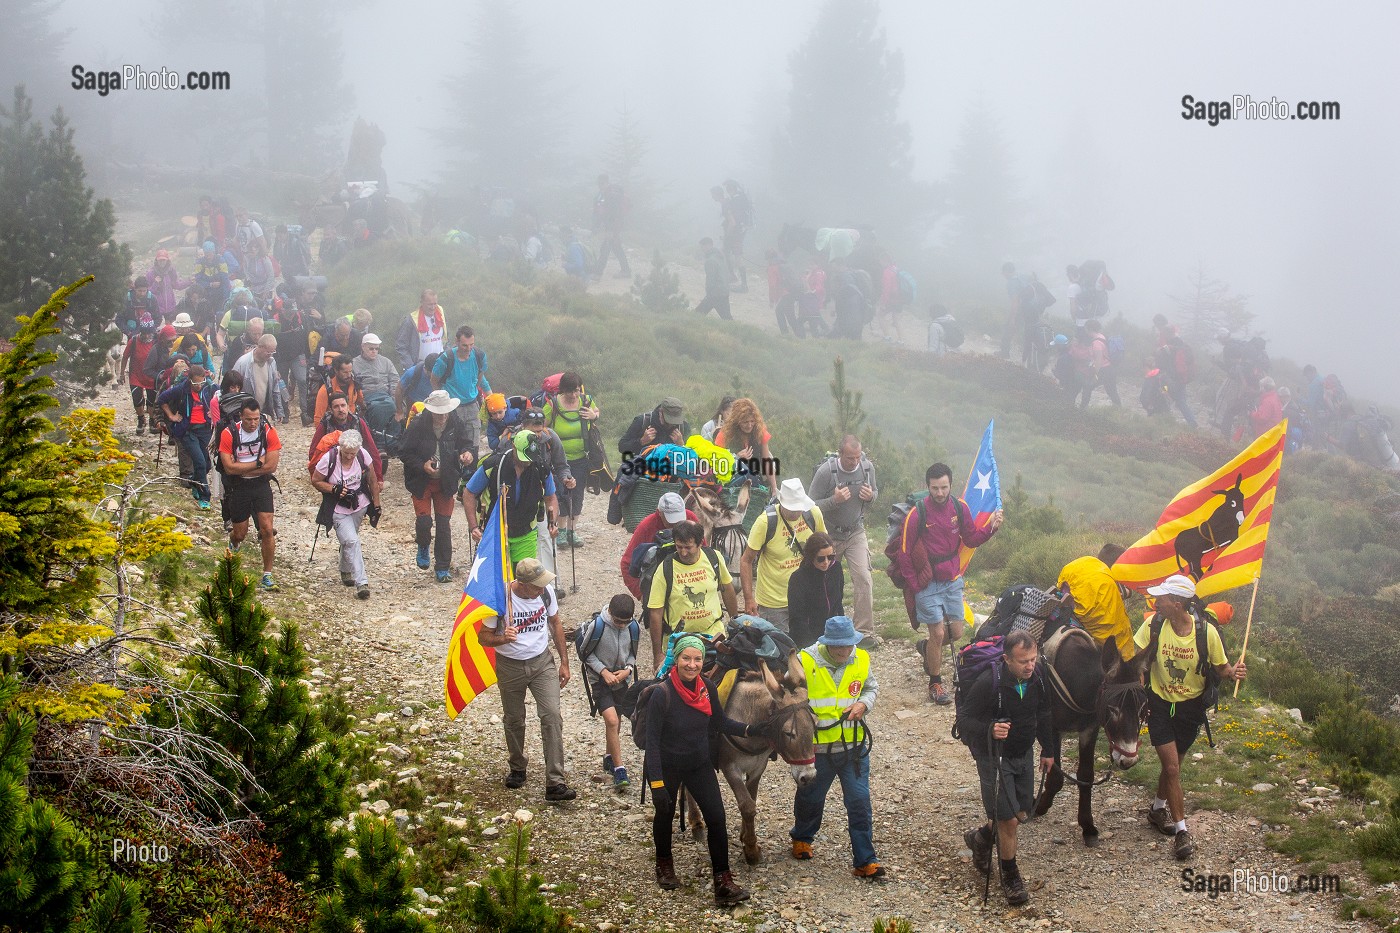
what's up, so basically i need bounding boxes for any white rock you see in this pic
[400,706,415,717]
[1252,783,1275,792]
[370,799,390,814]
[1287,708,1304,723]
[374,712,394,724]
[412,887,429,902]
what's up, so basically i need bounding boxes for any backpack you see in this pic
[1174,341,1196,383]
[1145,612,1223,715]
[896,269,917,306]
[629,678,668,749]
[756,505,815,570]
[1107,335,1126,365]
[309,429,344,475]
[934,315,965,349]
[531,373,564,411]
[730,189,754,230]
[574,612,641,676]
[649,547,724,634]
[438,347,486,393]
[209,391,255,458]
[882,496,925,588]
[216,412,272,476]
[950,636,1007,744]
[973,585,1052,642]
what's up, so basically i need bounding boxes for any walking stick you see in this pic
[984,720,1010,906]
[156,428,165,466]
[569,525,578,594]
[1233,576,1261,698]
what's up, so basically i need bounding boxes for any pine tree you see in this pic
[0,89,131,388]
[829,356,867,441]
[190,552,350,883]
[315,816,431,933]
[775,0,928,244]
[944,102,1025,280]
[438,0,568,200]
[0,682,95,931]
[1170,263,1253,345]
[0,2,69,116]
[460,820,568,933]
[630,251,688,313]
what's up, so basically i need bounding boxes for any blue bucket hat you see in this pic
[817,616,861,647]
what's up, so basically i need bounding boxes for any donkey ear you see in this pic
[1100,637,1124,674]
[1235,472,1244,486]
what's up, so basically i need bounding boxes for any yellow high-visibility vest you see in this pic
[800,647,871,746]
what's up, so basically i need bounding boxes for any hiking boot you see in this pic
[713,871,750,906]
[858,635,883,650]
[504,770,527,789]
[852,862,886,880]
[655,857,681,890]
[930,682,951,705]
[435,569,452,583]
[613,767,630,790]
[791,840,813,860]
[569,529,585,548]
[1147,806,1178,836]
[1173,829,1195,860]
[1001,871,1030,906]
[356,584,370,601]
[342,572,355,586]
[137,416,147,432]
[544,783,576,803]
[602,753,614,773]
[964,827,993,875]
[415,544,430,570]
[197,498,211,511]
[260,573,278,591]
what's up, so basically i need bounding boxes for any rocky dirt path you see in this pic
[101,377,1369,933]
[106,230,1361,931]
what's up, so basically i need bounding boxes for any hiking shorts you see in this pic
[1146,691,1206,756]
[915,577,966,631]
[224,476,274,524]
[590,679,632,717]
[976,748,1035,822]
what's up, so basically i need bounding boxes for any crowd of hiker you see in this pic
[105,182,1379,915]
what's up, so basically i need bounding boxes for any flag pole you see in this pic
[1232,576,1261,698]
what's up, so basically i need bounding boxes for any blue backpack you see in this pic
[574,612,640,673]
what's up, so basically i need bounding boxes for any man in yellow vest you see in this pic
[790,616,884,879]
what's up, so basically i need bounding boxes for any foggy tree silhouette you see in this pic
[439,0,568,203]
[944,101,1026,279]
[774,0,929,245]
[0,88,131,388]
[0,1,69,117]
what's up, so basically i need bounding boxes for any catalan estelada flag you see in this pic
[444,498,512,718]
[958,420,1002,575]
[1111,420,1287,599]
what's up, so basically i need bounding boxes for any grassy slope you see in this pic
[327,242,1400,696]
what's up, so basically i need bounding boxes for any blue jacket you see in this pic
[157,378,217,438]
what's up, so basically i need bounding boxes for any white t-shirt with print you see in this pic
[490,585,559,661]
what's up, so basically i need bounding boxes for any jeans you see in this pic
[333,507,368,585]
[495,651,566,786]
[1167,379,1198,427]
[179,423,213,501]
[791,751,877,868]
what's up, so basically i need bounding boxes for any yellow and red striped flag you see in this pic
[444,497,512,718]
[1111,420,1286,599]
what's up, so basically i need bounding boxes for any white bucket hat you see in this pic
[777,478,816,512]
[424,390,461,415]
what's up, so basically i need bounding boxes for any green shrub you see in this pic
[1249,635,1348,721]
[1312,679,1400,775]
[629,250,688,313]
[455,819,567,933]
[315,816,431,933]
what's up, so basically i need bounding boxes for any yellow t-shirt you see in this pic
[1132,616,1228,702]
[746,506,826,608]
[646,550,733,636]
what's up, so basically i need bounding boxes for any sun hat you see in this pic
[1147,574,1196,599]
[777,478,816,512]
[424,390,460,415]
[817,616,862,647]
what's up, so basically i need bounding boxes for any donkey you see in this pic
[686,485,750,569]
[687,655,816,864]
[1174,473,1246,580]
[1034,629,1150,846]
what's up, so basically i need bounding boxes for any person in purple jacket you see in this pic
[893,462,1004,704]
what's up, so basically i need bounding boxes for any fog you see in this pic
[24,0,1400,404]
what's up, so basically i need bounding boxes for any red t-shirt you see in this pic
[219,422,283,463]
[189,395,208,425]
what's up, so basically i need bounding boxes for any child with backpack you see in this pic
[954,630,1055,907]
[576,593,641,791]
[1135,574,1244,861]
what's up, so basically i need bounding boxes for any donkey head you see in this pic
[1211,472,1246,526]
[759,659,816,786]
[1098,638,1150,770]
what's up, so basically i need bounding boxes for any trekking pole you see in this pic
[983,719,1010,907]
[155,429,165,466]
[569,527,578,594]
[309,526,320,564]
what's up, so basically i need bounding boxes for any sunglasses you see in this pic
[814,554,836,565]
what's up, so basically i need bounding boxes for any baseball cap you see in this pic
[1147,574,1196,599]
[658,397,684,426]
[513,429,535,462]
[657,492,686,523]
[515,558,555,587]
[361,333,382,346]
